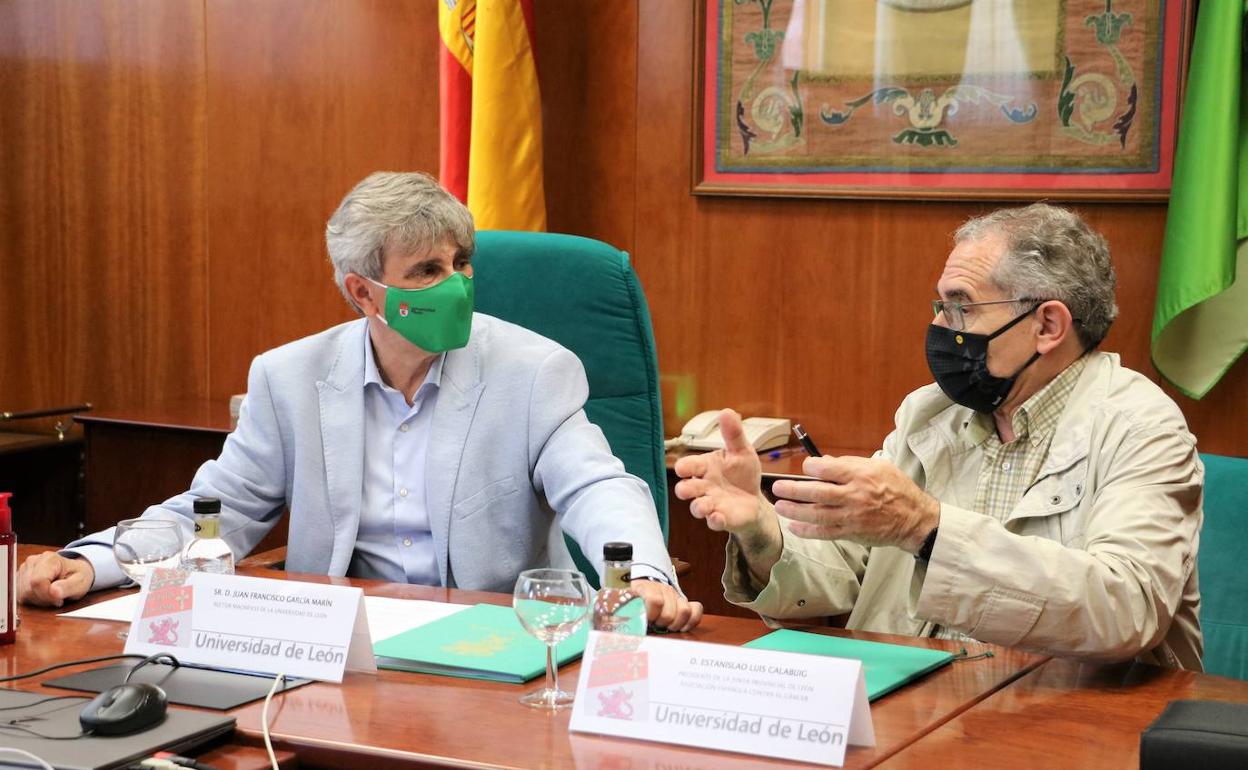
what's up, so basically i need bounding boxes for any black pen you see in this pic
[793,424,822,457]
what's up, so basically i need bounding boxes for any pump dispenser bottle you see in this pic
[0,492,16,644]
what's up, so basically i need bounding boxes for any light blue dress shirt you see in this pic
[349,334,445,584]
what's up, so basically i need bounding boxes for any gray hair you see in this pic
[325,171,475,306]
[955,203,1118,349]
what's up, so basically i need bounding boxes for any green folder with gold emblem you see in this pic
[744,629,955,701]
[373,603,590,683]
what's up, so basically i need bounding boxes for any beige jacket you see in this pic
[725,352,1203,670]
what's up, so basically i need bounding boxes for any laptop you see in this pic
[0,689,234,770]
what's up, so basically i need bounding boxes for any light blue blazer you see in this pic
[70,315,672,592]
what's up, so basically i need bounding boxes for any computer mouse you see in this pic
[79,683,168,736]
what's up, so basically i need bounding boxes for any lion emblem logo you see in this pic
[597,687,635,720]
[147,618,179,646]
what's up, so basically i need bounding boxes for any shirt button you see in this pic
[399,488,409,498]
[399,424,410,433]
[402,537,412,547]
[1001,461,1012,471]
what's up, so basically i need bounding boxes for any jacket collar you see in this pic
[322,319,368,393]
[1035,351,1115,477]
[316,320,369,575]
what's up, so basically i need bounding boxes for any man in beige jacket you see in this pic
[675,204,1202,669]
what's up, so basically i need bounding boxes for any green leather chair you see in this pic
[473,231,668,586]
[1197,452,1248,679]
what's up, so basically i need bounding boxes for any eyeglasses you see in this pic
[931,297,1039,331]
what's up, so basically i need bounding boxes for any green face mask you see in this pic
[368,272,474,353]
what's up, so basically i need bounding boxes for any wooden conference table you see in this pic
[8,546,1042,769]
[7,544,1248,769]
[886,656,1248,770]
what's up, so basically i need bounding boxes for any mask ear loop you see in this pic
[977,303,1046,405]
[1010,350,1043,377]
[985,301,1045,342]
[358,276,391,325]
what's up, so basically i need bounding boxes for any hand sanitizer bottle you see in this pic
[181,497,235,574]
[0,492,16,645]
[591,542,646,636]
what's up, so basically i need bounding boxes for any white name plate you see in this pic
[569,632,874,767]
[124,568,376,683]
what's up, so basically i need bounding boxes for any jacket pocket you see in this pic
[453,476,519,521]
[1008,462,1088,546]
[968,586,1045,648]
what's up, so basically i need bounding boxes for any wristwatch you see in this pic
[916,527,939,562]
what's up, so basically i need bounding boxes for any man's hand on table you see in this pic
[630,579,703,632]
[18,551,94,607]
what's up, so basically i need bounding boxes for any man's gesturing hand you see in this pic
[771,455,940,553]
[673,409,783,581]
[673,409,767,536]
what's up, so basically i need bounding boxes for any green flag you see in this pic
[1152,1,1248,399]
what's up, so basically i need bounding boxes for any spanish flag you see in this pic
[438,0,546,231]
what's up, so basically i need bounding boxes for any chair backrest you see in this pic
[472,231,668,583]
[1197,452,1248,679]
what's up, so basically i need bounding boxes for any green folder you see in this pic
[743,629,955,701]
[373,603,589,683]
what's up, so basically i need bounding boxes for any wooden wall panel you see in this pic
[203,0,440,399]
[634,0,701,436]
[0,0,208,414]
[535,0,638,255]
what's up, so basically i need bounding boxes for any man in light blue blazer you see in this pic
[20,171,702,631]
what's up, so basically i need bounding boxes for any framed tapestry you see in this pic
[693,0,1192,200]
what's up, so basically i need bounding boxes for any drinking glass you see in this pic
[513,568,591,710]
[113,518,184,587]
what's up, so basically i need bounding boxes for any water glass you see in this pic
[513,568,591,710]
[113,518,184,587]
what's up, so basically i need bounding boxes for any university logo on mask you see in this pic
[399,303,410,318]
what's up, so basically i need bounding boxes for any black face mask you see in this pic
[925,304,1042,413]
